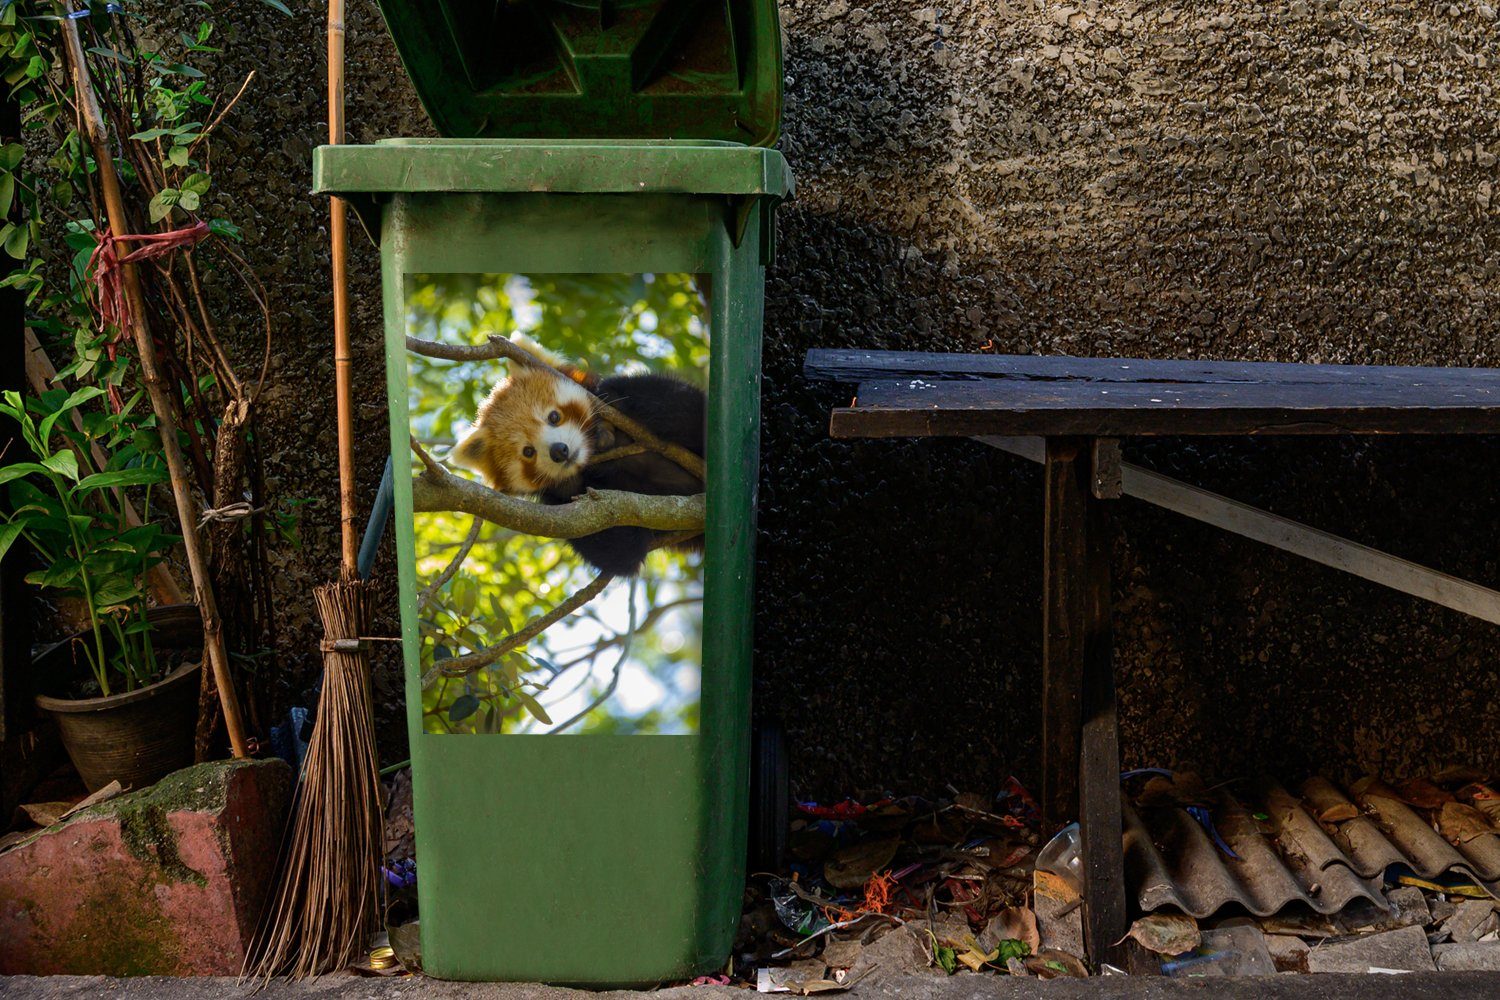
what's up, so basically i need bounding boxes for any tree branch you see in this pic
[411,439,705,538]
[405,334,707,483]
[422,570,614,682]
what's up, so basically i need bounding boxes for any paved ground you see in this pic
[2,974,1500,1000]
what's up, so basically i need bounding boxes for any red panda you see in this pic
[450,363,705,577]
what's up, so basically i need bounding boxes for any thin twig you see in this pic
[418,516,481,606]
[544,577,637,734]
[591,444,647,465]
[186,70,255,160]
[422,570,614,682]
[550,595,700,667]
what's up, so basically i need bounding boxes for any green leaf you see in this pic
[148,188,178,223]
[180,171,210,196]
[0,519,24,563]
[0,462,51,486]
[177,189,200,212]
[447,693,480,723]
[0,142,22,170]
[42,450,79,481]
[76,467,167,492]
[38,385,105,443]
[2,219,26,258]
[87,45,133,65]
[27,557,81,588]
[935,945,957,976]
[0,172,12,217]
[995,939,1030,963]
[208,218,241,241]
[129,127,176,141]
[92,579,141,608]
[258,0,294,15]
[166,145,190,168]
[515,688,552,725]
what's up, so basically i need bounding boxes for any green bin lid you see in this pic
[372,0,783,145]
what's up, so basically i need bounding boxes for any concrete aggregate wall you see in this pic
[180,1,1500,794]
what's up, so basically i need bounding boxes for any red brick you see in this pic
[0,758,291,975]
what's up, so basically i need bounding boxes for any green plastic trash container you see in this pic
[312,0,791,985]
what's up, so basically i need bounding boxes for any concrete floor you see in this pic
[3,974,1500,1000]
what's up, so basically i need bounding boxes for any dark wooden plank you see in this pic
[806,348,1500,391]
[1042,438,1086,833]
[1079,490,1127,967]
[831,378,1500,437]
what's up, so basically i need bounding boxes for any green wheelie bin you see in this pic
[312,0,791,985]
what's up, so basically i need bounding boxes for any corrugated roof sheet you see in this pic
[1125,777,1500,920]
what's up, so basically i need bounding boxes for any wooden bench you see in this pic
[804,348,1500,966]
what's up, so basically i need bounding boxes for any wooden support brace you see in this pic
[977,435,1500,627]
[1041,438,1086,833]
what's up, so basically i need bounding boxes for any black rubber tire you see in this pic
[748,720,789,873]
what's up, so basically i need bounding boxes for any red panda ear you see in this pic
[449,431,487,474]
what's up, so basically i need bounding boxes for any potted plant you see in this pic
[0,386,198,791]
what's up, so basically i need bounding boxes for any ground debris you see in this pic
[740,783,1065,985]
[1124,912,1200,956]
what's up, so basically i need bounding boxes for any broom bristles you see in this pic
[244,578,383,979]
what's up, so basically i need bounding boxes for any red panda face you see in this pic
[449,366,594,495]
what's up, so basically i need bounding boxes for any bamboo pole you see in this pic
[328,0,358,575]
[61,8,248,758]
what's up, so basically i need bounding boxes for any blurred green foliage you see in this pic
[407,273,706,736]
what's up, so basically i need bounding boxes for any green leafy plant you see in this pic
[0,2,290,738]
[0,387,178,695]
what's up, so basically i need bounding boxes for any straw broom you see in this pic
[245,0,383,977]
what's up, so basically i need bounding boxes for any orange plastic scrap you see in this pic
[824,870,899,925]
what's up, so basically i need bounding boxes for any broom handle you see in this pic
[60,9,249,759]
[329,0,358,577]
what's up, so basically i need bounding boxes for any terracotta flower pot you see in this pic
[33,604,203,792]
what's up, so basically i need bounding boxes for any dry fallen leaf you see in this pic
[1458,783,1500,824]
[1026,949,1088,978]
[1438,801,1497,845]
[1396,778,1454,811]
[993,906,1040,955]
[1122,912,1200,956]
[60,780,125,820]
[18,802,70,828]
[1315,802,1360,823]
[824,837,900,889]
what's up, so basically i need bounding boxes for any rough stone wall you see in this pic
[189,1,1498,793]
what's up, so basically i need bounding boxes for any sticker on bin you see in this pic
[407,272,706,734]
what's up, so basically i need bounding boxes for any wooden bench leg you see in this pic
[1043,437,1127,967]
[1079,492,1127,966]
[1041,438,1085,832]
